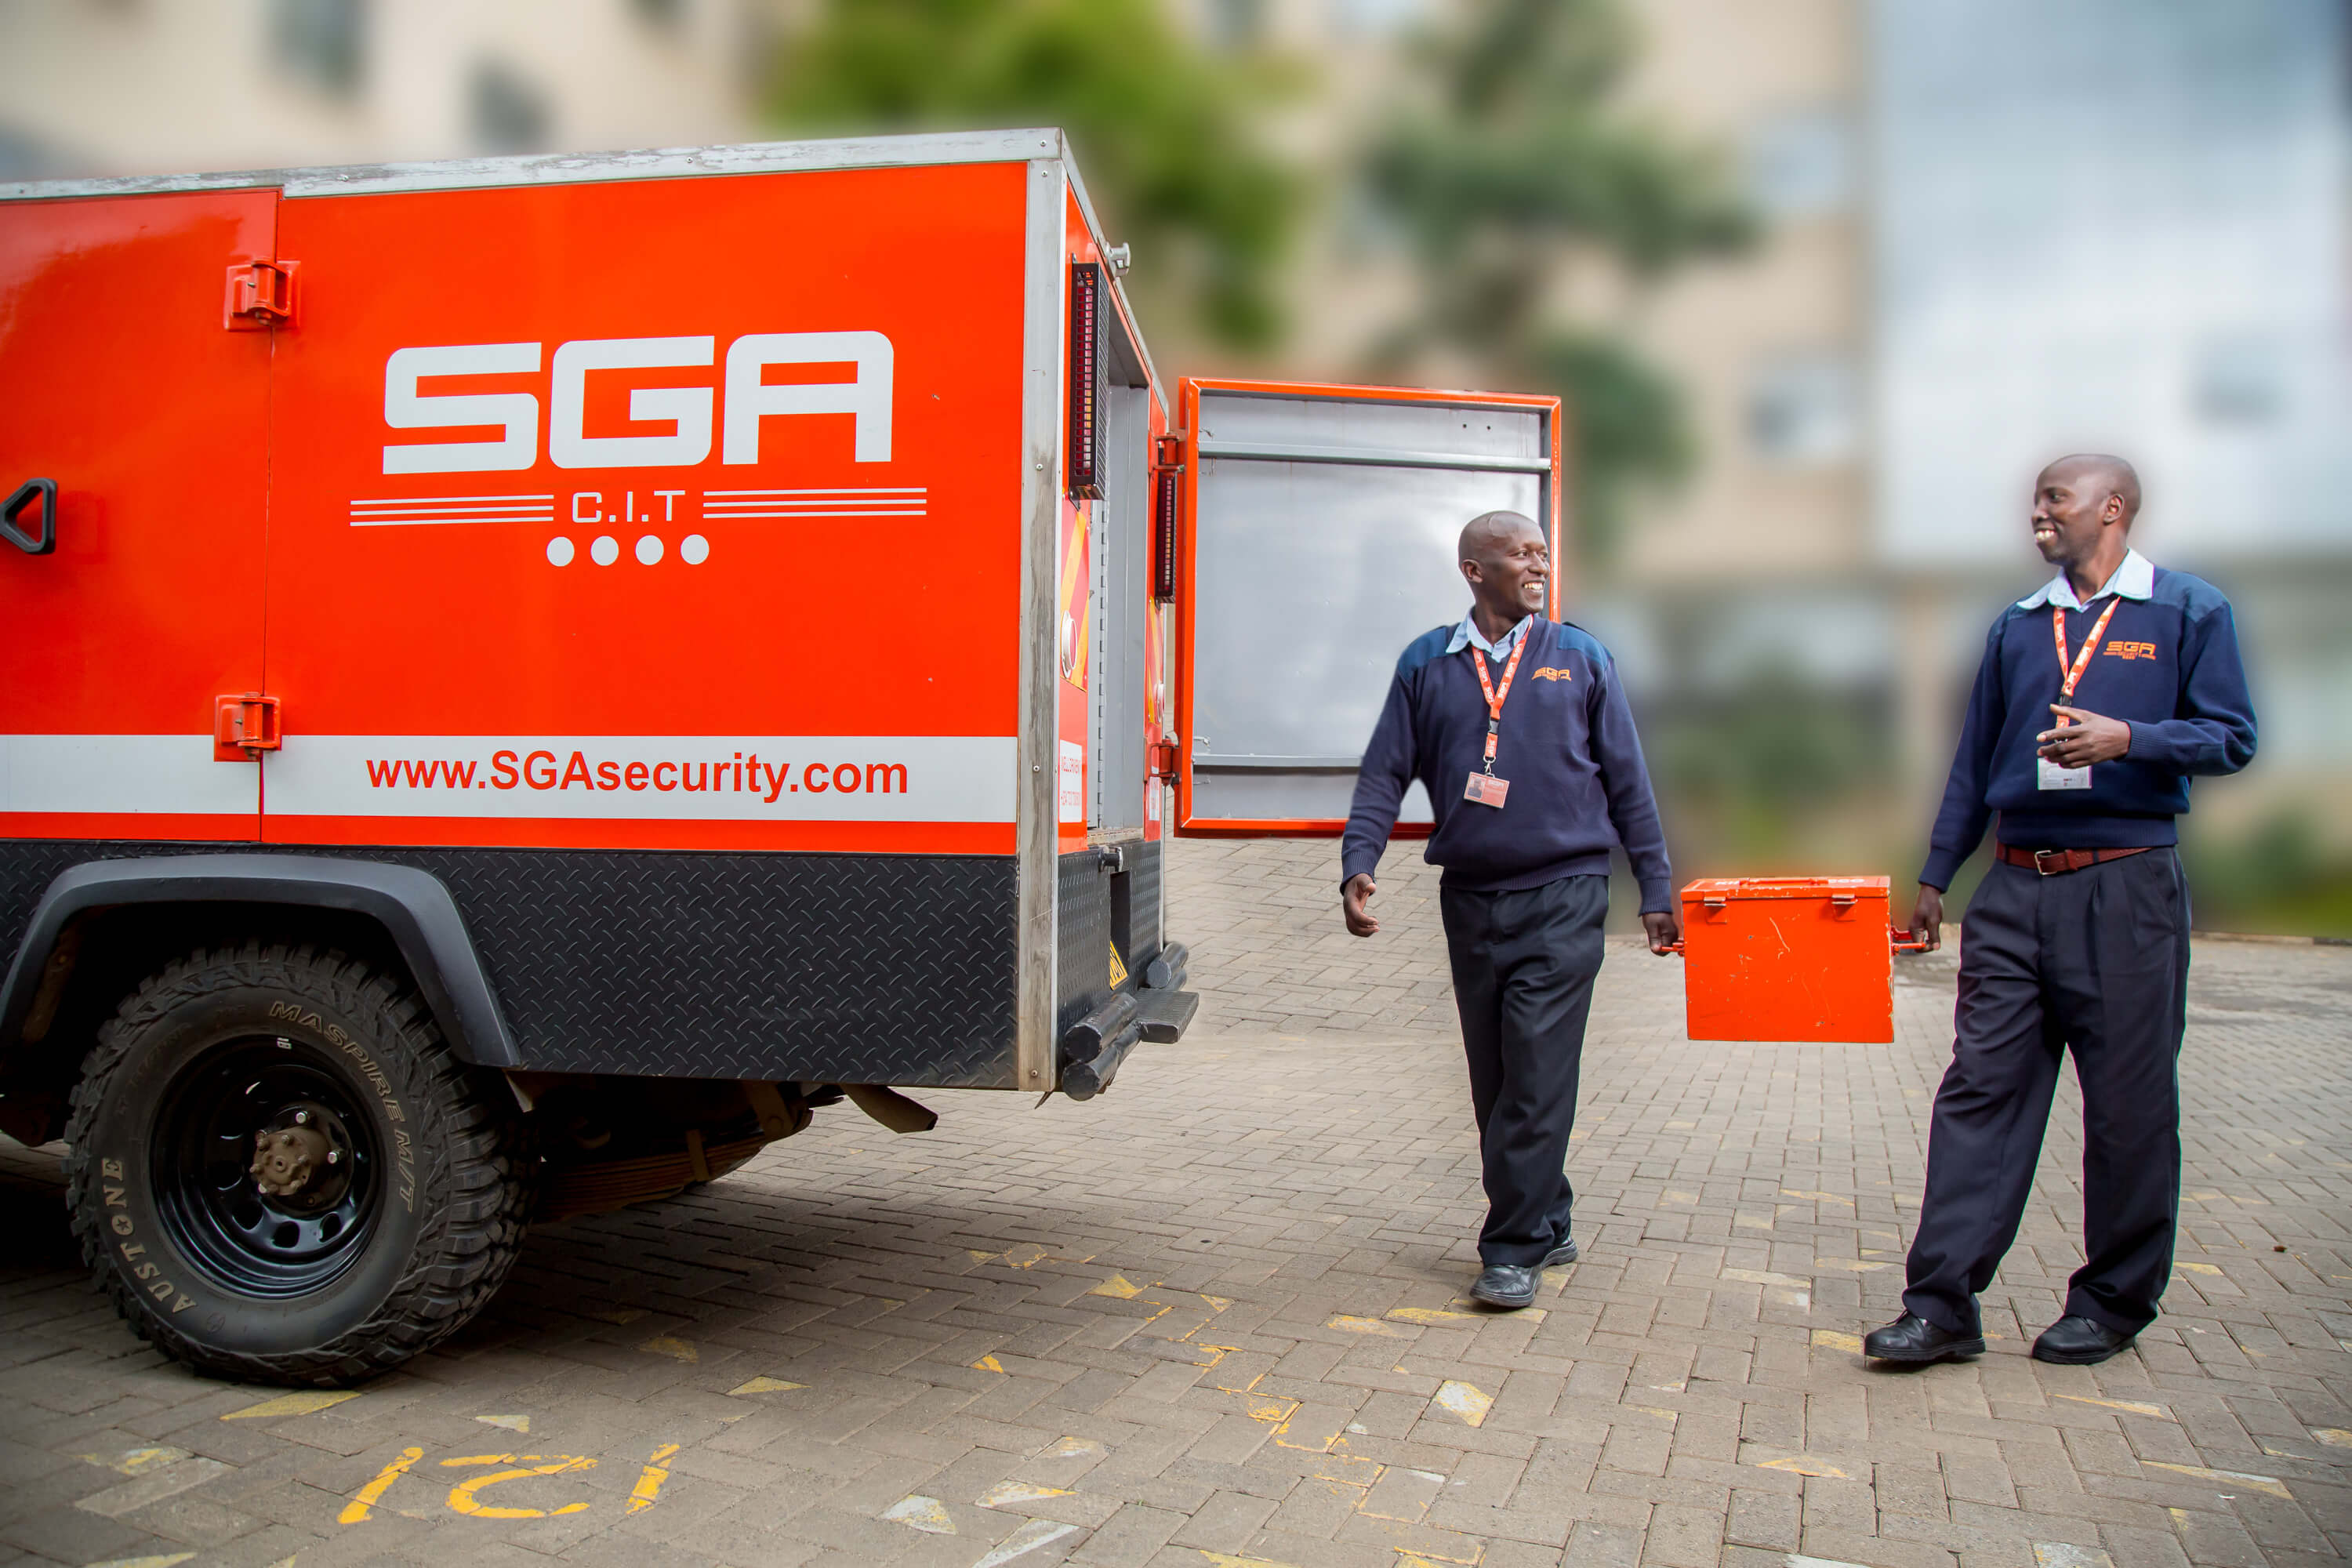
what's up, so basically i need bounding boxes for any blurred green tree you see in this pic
[765,0,1298,350]
[1366,0,1757,556]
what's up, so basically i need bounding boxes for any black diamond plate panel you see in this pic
[0,840,1018,1087]
[1129,837,1163,974]
[1056,850,1111,1036]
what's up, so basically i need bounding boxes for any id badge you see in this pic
[2037,757,2091,791]
[1463,772,1510,808]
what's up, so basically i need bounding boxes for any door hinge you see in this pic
[213,694,282,760]
[224,260,299,330]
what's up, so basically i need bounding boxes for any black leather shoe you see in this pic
[1541,1236,1579,1269]
[2033,1315,2136,1365]
[1469,1264,1538,1309]
[1863,1312,1986,1363]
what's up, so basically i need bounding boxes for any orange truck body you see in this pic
[0,130,1564,1105]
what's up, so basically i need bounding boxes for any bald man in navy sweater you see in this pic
[1867,456,2257,1368]
[1342,510,1680,1310]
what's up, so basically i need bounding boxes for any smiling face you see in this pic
[2031,456,2136,569]
[1458,510,1550,627]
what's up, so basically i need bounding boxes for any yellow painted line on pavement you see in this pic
[882,1494,956,1534]
[972,1520,1083,1566]
[475,1414,530,1433]
[1759,1455,1853,1479]
[2314,1428,2352,1447]
[629,1443,680,1513]
[2176,1262,2223,1276]
[2142,1462,2289,1498]
[1328,1315,1414,1338]
[974,1354,1007,1373]
[2056,1395,2172,1419]
[76,1446,191,1475]
[1088,1274,1142,1298]
[729,1375,808,1395]
[82,1555,196,1568]
[1809,1330,1863,1354]
[223,1389,360,1420]
[638,1335,697,1362]
[2031,1545,2116,1568]
[976,1480,1073,1508]
[1431,1381,1490,1427]
[339,1445,423,1524]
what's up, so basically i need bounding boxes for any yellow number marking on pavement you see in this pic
[629,1443,680,1513]
[441,1453,597,1518]
[339,1445,423,1524]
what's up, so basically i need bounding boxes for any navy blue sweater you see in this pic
[1921,566,2256,890]
[1342,619,1673,909]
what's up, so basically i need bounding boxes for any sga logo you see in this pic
[382,332,895,476]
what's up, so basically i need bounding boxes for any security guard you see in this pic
[1867,455,2256,1367]
[1341,510,1680,1311]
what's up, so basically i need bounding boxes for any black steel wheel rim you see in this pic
[151,1033,381,1298]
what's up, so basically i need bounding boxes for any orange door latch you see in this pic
[224,260,299,329]
[214,694,281,760]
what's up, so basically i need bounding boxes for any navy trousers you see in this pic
[1439,873,1606,1267]
[1903,848,2191,1337]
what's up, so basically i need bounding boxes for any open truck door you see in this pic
[1169,379,1563,835]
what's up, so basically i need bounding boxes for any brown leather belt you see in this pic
[1995,843,2153,877]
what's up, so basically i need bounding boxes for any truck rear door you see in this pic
[0,191,278,841]
[1170,378,1562,835]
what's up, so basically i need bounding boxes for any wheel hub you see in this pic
[248,1101,356,1211]
[155,1040,377,1296]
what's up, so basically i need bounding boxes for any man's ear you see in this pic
[1459,558,1481,586]
[2103,494,2127,526]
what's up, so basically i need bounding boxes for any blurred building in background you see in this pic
[0,0,771,179]
[5,0,2346,929]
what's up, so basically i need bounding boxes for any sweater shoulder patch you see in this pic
[1394,624,1457,681]
[2149,567,2233,622]
[1546,620,1613,670]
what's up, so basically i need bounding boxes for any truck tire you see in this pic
[62,943,530,1385]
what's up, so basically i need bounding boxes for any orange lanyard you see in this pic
[1469,629,1529,775]
[2050,597,2120,715]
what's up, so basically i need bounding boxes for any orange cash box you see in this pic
[1674,877,1929,1044]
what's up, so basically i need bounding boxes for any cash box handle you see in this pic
[2,477,57,555]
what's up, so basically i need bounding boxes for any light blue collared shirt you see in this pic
[2016,547,2156,612]
[1444,611,1534,660]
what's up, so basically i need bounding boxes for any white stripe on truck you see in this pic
[267,735,1017,822]
[0,735,256,817]
[0,735,1017,823]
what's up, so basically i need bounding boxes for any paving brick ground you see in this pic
[2,838,2348,1568]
